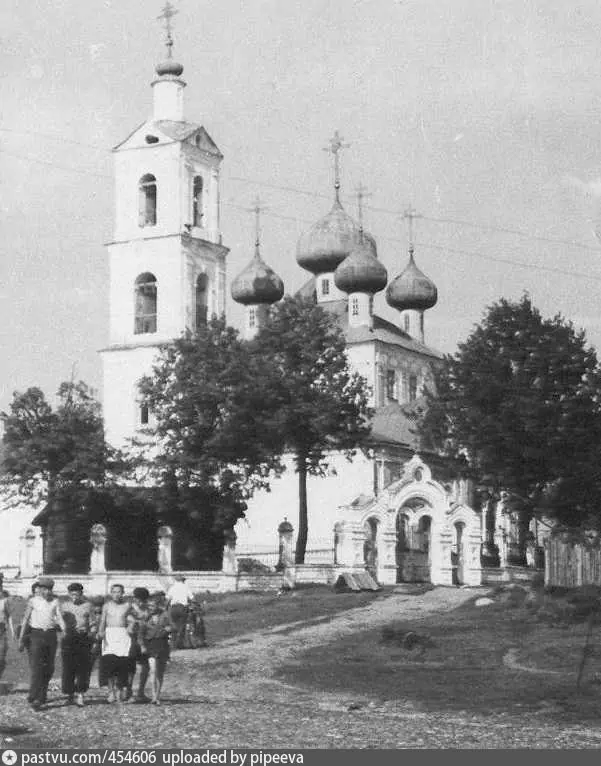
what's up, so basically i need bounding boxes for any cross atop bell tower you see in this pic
[158,1,178,59]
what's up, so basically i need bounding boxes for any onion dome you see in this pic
[231,243,284,306]
[296,199,377,275]
[334,233,388,294]
[386,247,438,311]
[156,59,184,77]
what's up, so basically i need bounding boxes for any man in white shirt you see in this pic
[165,575,194,650]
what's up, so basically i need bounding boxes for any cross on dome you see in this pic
[158,1,179,59]
[323,130,350,200]
[355,182,372,232]
[250,195,266,248]
[403,204,423,252]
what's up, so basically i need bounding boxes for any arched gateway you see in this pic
[334,455,482,586]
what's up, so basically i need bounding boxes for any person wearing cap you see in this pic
[18,577,66,710]
[165,575,194,650]
[60,583,92,707]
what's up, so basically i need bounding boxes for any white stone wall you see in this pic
[235,451,375,555]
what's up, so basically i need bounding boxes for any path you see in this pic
[3,587,601,748]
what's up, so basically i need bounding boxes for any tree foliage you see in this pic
[0,381,124,507]
[252,295,373,563]
[418,295,601,529]
[137,316,285,534]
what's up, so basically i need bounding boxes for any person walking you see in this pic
[0,589,15,684]
[165,575,194,650]
[126,586,150,703]
[139,596,173,705]
[60,583,92,707]
[18,577,66,710]
[97,584,134,703]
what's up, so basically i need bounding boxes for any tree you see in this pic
[418,295,601,552]
[0,381,124,508]
[137,316,284,538]
[252,295,373,564]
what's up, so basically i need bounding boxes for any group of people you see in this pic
[0,573,206,711]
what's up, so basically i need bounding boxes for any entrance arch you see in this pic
[335,455,482,586]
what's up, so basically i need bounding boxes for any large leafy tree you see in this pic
[252,295,373,564]
[137,316,284,536]
[0,381,124,508]
[418,295,601,547]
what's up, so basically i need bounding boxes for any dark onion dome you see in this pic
[334,234,388,294]
[231,244,284,306]
[296,199,377,275]
[386,248,438,311]
[156,58,184,77]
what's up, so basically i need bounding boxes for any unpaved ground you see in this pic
[3,587,601,748]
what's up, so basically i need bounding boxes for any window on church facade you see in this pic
[134,273,157,334]
[403,314,410,333]
[140,404,149,425]
[138,174,157,227]
[351,297,359,316]
[192,175,203,227]
[321,278,330,296]
[195,273,209,331]
[386,369,397,401]
[248,306,256,329]
[409,373,418,402]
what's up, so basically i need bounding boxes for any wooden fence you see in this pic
[545,534,601,587]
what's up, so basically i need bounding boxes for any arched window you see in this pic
[321,278,330,296]
[248,306,256,329]
[195,273,209,331]
[192,175,204,228]
[139,174,157,227]
[134,273,157,334]
[140,404,149,425]
[351,296,359,316]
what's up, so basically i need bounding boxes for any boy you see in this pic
[97,584,133,703]
[18,577,66,710]
[60,582,92,706]
[126,586,150,703]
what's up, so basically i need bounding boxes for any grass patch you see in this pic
[275,589,601,721]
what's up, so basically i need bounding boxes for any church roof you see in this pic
[112,121,222,157]
[368,400,425,449]
[295,282,442,359]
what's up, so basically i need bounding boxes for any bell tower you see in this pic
[101,3,229,449]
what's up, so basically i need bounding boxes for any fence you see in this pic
[235,541,335,572]
[545,532,601,587]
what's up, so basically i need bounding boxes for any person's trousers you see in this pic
[0,626,7,678]
[169,604,188,649]
[61,633,92,695]
[28,628,58,704]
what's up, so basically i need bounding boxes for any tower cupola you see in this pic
[386,247,437,312]
[231,200,284,338]
[152,2,186,121]
[386,207,437,343]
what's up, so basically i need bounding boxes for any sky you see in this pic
[2,0,601,415]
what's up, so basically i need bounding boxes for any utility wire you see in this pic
[2,147,601,283]
[1,125,598,253]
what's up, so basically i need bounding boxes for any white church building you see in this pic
[1,7,546,592]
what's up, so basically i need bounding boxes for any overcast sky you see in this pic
[1,0,601,413]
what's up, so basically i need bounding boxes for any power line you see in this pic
[2,146,601,283]
[2,123,598,253]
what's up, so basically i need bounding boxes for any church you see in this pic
[3,5,546,592]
